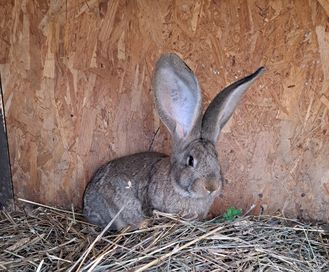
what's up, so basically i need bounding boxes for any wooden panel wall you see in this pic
[1,0,328,221]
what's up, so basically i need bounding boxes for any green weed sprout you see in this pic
[223,207,242,222]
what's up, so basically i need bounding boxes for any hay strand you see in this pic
[0,201,328,271]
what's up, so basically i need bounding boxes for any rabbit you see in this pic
[83,53,265,230]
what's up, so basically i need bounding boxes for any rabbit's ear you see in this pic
[201,67,265,144]
[153,53,202,143]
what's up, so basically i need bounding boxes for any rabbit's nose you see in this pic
[205,179,220,193]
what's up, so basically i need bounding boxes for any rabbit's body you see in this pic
[84,152,165,229]
[84,141,220,229]
[83,53,265,230]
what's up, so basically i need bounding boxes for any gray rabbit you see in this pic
[83,53,265,230]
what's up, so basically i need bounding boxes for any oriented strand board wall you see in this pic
[1,0,329,221]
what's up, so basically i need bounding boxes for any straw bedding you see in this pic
[0,199,328,272]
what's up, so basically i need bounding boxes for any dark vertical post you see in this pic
[0,75,13,209]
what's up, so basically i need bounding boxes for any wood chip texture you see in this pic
[0,0,328,221]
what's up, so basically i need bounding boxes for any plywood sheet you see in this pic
[1,0,328,221]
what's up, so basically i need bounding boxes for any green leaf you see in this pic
[223,207,242,222]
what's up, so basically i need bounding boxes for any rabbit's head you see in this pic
[153,53,264,199]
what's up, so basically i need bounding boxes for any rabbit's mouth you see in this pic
[188,188,216,199]
[173,183,218,199]
[172,176,221,199]
[187,178,221,198]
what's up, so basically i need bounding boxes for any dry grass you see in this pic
[0,199,328,272]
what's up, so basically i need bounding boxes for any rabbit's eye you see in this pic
[187,155,194,167]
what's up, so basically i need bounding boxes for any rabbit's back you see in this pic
[83,152,167,229]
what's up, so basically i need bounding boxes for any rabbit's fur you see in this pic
[83,53,265,230]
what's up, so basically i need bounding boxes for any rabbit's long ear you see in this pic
[201,67,265,144]
[153,53,202,145]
